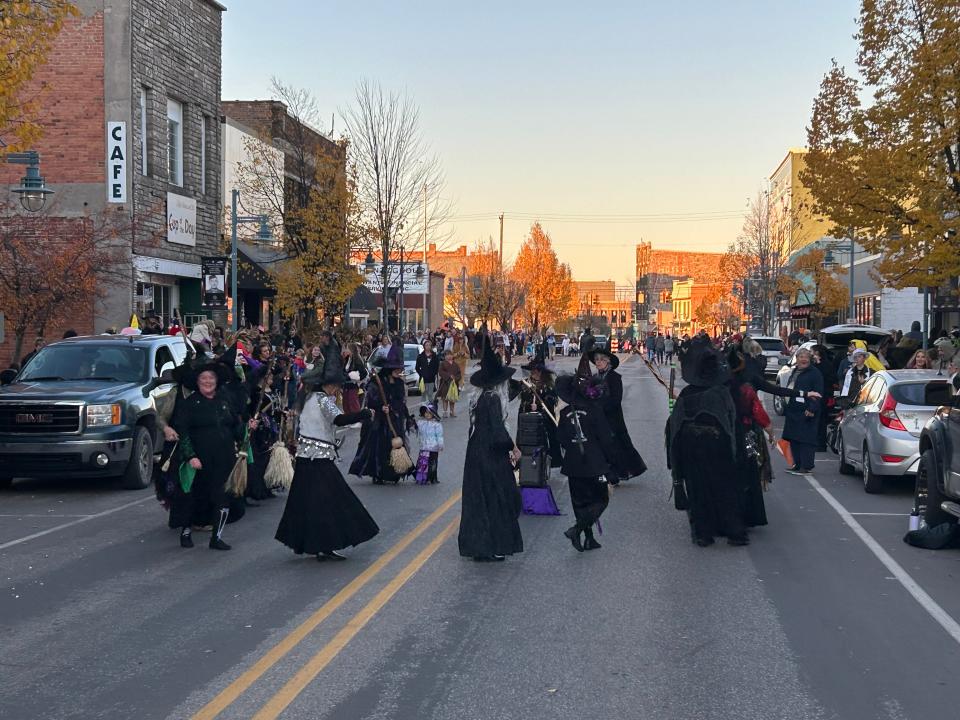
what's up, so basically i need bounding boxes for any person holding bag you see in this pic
[415,339,440,403]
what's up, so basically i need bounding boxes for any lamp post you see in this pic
[230,189,271,331]
[7,151,53,212]
[821,236,858,324]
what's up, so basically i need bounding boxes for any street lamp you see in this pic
[820,231,857,323]
[7,151,53,212]
[230,188,272,331]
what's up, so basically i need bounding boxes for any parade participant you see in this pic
[341,342,368,414]
[275,342,378,561]
[415,401,444,484]
[589,345,647,484]
[783,347,823,475]
[517,340,561,468]
[436,349,462,418]
[728,345,774,528]
[840,347,872,407]
[555,372,619,552]
[415,339,440,404]
[169,360,248,550]
[350,339,416,484]
[667,337,746,546]
[458,334,524,562]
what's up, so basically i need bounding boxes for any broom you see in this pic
[265,440,294,490]
[373,373,414,474]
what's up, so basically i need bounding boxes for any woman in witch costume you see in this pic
[589,346,647,484]
[349,339,416,484]
[517,340,561,468]
[665,336,748,547]
[169,360,247,550]
[555,372,619,552]
[458,334,524,562]
[275,341,379,561]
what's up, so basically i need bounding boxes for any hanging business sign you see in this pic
[106,122,126,203]
[167,192,197,246]
[360,262,428,294]
[201,256,228,309]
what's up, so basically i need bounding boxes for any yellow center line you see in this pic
[251,515,461,720]
[191,491,462,720]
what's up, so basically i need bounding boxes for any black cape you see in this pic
[458,391,523,558]
[597,369,647,479]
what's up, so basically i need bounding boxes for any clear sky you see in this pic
[221,0,861,285]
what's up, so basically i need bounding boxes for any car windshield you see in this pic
[403,347,419,362]
[19,344,149,383]
[755,339,786,352]
[891,381,951,406]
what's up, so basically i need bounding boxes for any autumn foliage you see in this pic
[511,223,575,331]
[0,1,78,150]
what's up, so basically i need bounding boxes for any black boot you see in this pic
[584,527,601,550]
[180,528,194,548]
[209,508,231,550]
[564,525,584,552]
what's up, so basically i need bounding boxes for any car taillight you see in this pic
[881,454,905,463]
[878,394,907,431]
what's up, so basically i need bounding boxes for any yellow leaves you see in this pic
[511,222,575,330]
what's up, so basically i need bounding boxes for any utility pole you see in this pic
[498,213,504,271]
[422,182,428,331]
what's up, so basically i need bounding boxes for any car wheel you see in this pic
[862,444,884,494]
[773,395,786,416]
[0,477,12,490]
[838,433,855,475]
[916,449,954,527]
[120,425,153,490]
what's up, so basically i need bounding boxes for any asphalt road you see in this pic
[1,353,958,720]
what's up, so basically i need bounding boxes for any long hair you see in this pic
[469,379,513,436]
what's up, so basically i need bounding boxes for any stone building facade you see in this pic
[0,0,225,360]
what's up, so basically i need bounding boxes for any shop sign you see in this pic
[361,262,429,294]
[201,256,228,309]
[106,122,126,203]
[167,192,197,246]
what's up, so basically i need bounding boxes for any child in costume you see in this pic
[415,401,443,485]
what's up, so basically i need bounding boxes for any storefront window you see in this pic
[136,282,172,324]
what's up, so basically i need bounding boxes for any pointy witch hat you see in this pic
[522,338,553,374]
[375,338,406,371]
[470,332,516,388]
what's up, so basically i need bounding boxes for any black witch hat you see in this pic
[522,338,553,373]
[588,345,619,370]
[470,332,516,388]
[681,335,730,388]
[302,338,350,388]
[375,338,406,371]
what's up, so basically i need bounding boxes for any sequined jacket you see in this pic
[297,393,369,460]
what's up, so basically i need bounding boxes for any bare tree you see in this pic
[342,80,451,331]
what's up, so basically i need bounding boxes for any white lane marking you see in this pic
[0,495,153,551]
[849,512,909,517]
[0,514,92,518]
[806,474,960,646]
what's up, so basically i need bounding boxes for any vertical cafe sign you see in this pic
[201,256,228,309]
[106,122,126,203]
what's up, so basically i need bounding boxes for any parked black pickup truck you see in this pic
[0,334,193,490]
[914,388,960,526]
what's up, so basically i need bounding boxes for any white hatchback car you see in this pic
[747,334,790,377]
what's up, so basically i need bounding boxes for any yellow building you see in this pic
[769,149,834,254]
[573,280,634,330]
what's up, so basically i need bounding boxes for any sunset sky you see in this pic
[221,0,861,286]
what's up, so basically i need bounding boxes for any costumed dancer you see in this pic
[665,336,748,547]
[169,359,248,550]
[341,342,368,414]
[275,341,379,561]
[415,401,443,485]
[244,348,282,503]
[728,345,774,528]
[436,350,462,418]
[588,345,647,484]
[517,340,561,468]
[555,372,619,552]
[458,334,524,562]
[350,339,416,484]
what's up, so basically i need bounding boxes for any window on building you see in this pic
[166,99,183,186]
[200,114,208,195]
[139,88,149,176]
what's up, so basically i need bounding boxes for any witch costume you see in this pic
[457,335,524,561]
[169,359,246,550]
[665,336,748,547]
[589,346,647,483]
[555,373,619,552]
[517,340,561,468]
[275,341,379,561]
[349,339,416,484]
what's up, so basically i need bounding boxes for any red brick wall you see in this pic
[648,249,726,283]
[0,14,105,186]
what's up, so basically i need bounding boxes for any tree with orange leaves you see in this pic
[511,222,574,331]
[0,203,140,361]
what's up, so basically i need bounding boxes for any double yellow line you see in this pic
[192,491,462,720]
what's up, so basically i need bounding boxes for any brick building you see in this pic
[635,242,728,332]
[0,0,226,361]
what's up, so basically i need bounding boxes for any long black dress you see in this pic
[597,369,647,481]
[349,372,414,484]
[276,393,379,556]
[518,378,562,468]
[458,391,523,558]
[168,390,244,529]
[557,402,619,530]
